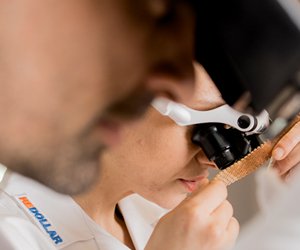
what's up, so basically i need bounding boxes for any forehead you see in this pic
[188,64,225,111]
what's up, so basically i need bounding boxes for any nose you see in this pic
[195,150,218,169]
[146,1,196,103]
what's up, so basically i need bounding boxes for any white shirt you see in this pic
[0,165,167,250]
[6,163,300,250]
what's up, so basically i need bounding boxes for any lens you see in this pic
[191,124,236,169]
[191,123,256,170]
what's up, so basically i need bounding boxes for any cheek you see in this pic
[133,128,192,179]
[154,137,191,167]
[130,151,186,193]
[116,113,193,183]
[118,143,176,190]
[138,145,188,181]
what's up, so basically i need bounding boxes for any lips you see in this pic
[179,174,208,193]
[180,180,199,192]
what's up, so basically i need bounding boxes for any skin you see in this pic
[75,64,239,250]
[272,120,300,180]
[76,64,300,250]
[0,0,196,194]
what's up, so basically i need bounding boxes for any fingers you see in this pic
[273,143,300,175]
[147,180,238,250]
[222,217,240,250]
[204,201,239,250]
[272,122,300,161]
[186,180,227,215]
[184,181,238,249]
[272,122,300,179]
[282,162,300,182]
[210,200,234,232]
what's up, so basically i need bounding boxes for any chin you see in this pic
[150,194,187,210]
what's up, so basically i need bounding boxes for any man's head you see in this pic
[0,0,196,194]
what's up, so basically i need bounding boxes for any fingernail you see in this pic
[273,147,285,160]
[266,157,274,170]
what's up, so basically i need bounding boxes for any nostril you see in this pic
[195,150,217,168]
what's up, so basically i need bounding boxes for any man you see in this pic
[0,0,196,194]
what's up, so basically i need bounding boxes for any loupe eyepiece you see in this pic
[192,123,262,170]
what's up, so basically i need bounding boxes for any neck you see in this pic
[73,164,134,249]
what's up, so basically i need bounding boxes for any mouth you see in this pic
[179,174,209,193]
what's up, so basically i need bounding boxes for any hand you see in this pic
[272,120,300,181]
[145,181,239,250]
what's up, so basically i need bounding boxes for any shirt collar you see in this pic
[1,168,169,250]
[0,163,7,183]
[118,194,168,250]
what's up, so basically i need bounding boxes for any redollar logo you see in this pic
[19,196,63,245]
